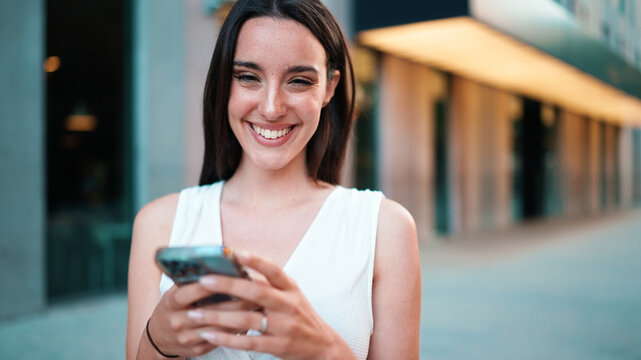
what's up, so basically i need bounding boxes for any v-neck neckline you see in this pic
[214,181,341,270]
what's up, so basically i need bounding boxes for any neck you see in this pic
[223,152,325,207]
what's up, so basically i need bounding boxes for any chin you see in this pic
[250,155,295,172]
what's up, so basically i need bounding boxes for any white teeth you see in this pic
[251,124,292,140]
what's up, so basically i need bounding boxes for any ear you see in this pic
[322,69,341,107]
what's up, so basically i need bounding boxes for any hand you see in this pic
[146,281,259,358]
[196,251,357,360]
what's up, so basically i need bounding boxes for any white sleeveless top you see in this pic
[159,181,383,360]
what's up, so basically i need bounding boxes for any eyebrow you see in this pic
[233,60,261,70]
[233,60,319,75]
[286,65,319,75]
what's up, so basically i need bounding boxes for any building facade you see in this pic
[354,0,641,240]
[1,0,640,319]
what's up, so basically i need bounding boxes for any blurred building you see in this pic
[353,0,641,239]
[1,0,640,319]
[0,0,352,320]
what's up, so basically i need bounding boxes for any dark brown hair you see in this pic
[199,0,355,185]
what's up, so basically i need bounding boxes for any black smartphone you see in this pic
[155,246,250,305]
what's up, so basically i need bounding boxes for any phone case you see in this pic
[155,246,249,305]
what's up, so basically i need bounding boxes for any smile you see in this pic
[251,124,293,140]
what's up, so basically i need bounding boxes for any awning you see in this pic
[356,0,641,126]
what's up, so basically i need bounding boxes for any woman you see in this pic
[126,0,421,359]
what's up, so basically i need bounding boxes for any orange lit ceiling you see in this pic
[358,17,641,127]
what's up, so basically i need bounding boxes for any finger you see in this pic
[235,251,295,291]
[173,328,212,348]
[167,281,223,309]
[200,331,285,354]
[199,275,288,311]
[186,301,262,330]
[172,325,235,350]
[245,268,268,285]
[190,343,220,358]
[188,309,267,333]
[202,299,260,312]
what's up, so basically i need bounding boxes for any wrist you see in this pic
[146,318,180,359]
[137,328,181,360]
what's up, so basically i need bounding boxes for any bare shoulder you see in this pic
[131,193,180,253]
[369,198,421,358]
[376,198,418,257]
[374,197,420,287]
[135,193,180,224]
[128,193,180,311]
[378,198,416,235]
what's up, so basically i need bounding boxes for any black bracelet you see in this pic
[146,318,180,358]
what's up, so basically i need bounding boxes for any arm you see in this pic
[368,198,421,359]
[126,194,255,359]
[126,194,179,359]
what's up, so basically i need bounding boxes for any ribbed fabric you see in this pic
[159,181,383,360]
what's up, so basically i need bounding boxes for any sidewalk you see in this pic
[420,209,641,359]
[0,294,127,360]
[1,210,640,359]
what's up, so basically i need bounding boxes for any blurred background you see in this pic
[1,0,641,358]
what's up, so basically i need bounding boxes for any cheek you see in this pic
[228,86,255,119]
[291,93,324,122]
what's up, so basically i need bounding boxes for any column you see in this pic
[378,55,435,243]
[586,117,601,214]
[449,76,482,233]
[133,0,186,210]
[0,0,46,317]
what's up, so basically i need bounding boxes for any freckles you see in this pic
[292,91,324,106]
[292,99,322,118]
[229,90,258,114]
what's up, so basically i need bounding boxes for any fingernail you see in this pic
[200,331,217,343]
[200,275,217,287]
[187,309,204,322]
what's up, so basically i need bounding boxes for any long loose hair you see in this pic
[199,0,355,185]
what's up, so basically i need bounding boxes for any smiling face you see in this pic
[228,16,340,174]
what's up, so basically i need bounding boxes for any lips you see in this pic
[251,123,293,140]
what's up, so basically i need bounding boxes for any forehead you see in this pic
[234,17,327,69]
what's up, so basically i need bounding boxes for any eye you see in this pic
[233,73,260,84]
[288,77,315,87]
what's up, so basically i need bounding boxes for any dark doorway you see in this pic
[46,0,132,300]
[353,48,380,191]
[514,99,562,219]
[434,97,450,235]
[515,98,545,219]
[634,130,641,206]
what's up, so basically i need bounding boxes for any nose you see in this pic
[258,84,286,121]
